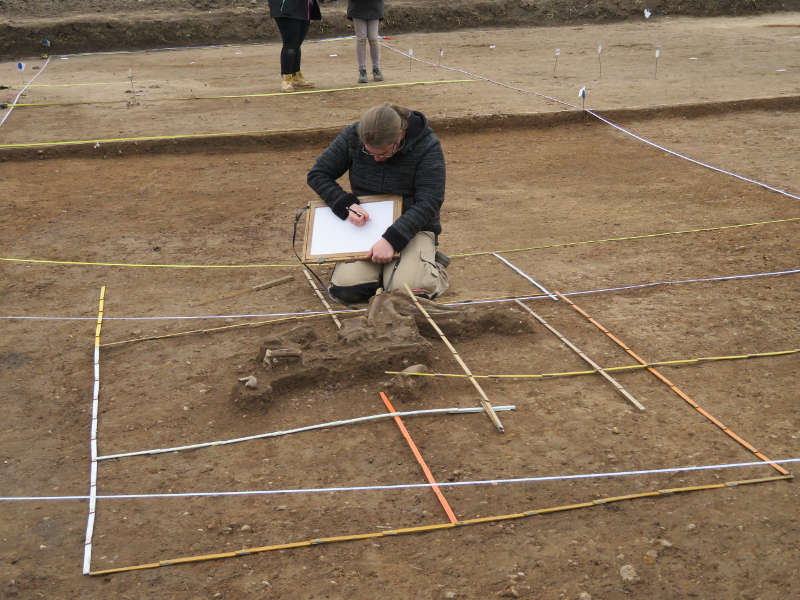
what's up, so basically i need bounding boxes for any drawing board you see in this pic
[302,195,402,263]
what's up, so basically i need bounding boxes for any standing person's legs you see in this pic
[274,18,303,75]
[366,20,383,80]
[382,232,449,299]
[293,19,310,73]
[291,19,314,88]
[353,18,368,83]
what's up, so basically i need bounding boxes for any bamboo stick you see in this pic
[302,268,341,329]
[384,348,800,379]
[555,291,789,476]
[402,284,504,433]
[513,299,645,410]
[194,275,293,306]
[88,474,791,576]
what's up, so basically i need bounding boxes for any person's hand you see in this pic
[367,238,395,264]
[347,206,370,227]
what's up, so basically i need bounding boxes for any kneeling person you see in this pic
[307,103,449,303]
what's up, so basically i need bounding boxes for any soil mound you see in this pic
[231,291,533,406]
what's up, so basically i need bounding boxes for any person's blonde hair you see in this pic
[358,103,409,147]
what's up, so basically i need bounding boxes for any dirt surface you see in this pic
[1,5,800,600]
[2,0,799,58]
[1,13,799,151]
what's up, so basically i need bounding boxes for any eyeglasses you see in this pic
[361,136,404,159]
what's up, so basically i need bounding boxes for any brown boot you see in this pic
[281,73,295,92]
[292,71,314,89]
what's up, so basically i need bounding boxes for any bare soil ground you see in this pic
[2,0,798,58]
[1,4,799,600]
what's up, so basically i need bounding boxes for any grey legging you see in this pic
[353,18,380,70]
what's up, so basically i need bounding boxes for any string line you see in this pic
[2,458,796,502]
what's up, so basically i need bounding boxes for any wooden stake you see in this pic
[513,300,645,411]
[194,275,293,307]
[303,268,341,329]
[402,284,504,433]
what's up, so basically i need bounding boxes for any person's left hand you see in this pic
[367,238,395,264]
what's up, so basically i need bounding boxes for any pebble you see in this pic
[240,524,251,531]
[619,564,639,583]
[578,593,592,600]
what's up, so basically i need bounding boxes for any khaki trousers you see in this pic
[330,231,449,298]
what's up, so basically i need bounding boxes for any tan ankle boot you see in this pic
[281,73,295,92]
[292,71,314,89]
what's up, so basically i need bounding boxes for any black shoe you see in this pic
[435,250,451,268]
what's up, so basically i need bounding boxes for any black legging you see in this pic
[275,17,310,75]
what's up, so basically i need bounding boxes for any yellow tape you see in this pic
[385,348,800,380]
[451,217,800,258]
[0,256,299,268]
[7,79,479,109]
[95,286,106,344]
[88,474,791,576]
[12,99,124,108]
[0,127,310,149]
[99,311,352,349]
[4,217,795,270]
[14,82,119,88]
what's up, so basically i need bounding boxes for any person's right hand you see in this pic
[348,207,370,227]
